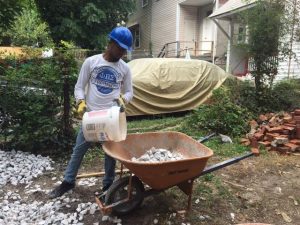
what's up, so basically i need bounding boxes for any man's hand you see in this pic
[114,95,126,112]
[75,100,87,119]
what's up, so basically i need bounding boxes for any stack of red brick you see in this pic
[240,109,300,155]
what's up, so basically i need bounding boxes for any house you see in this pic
[209,0,300,80]
[127,0,230,68]
[127,0,300,80]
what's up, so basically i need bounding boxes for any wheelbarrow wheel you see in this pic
[105,176,144,216]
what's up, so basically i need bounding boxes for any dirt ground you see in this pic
[1,151,300,225]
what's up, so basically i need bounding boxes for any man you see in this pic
[49,26,134,198]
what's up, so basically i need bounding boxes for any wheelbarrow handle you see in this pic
[198,133,216,143]
[199,152,254,176]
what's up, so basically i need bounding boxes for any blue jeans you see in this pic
[64,128,116,190]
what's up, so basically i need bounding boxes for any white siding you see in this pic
[178,5,198,55]
[151,0,178,56]
[276,42,300,81]
[128,0,218,58]
[127,0,152,52]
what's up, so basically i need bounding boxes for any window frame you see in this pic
[134,27,140,49]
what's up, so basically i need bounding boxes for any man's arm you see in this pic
[74,58,90,103]
[121,67,133,103]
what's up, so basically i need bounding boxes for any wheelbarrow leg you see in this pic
[177,179,194,211]
[120,163,124,179]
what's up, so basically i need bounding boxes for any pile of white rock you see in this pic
[0,192,99,225]
[77,177,98,187]
[0,150,54,187]
[131,147,184,163]
[0,149,125,224]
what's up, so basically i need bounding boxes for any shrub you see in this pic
[232,79,300,114]
[0,50,78,154]
[185,87,253,137]
[8,8,54,47]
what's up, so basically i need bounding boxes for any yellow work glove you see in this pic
[114,95,126,112]
[75,100,87,119]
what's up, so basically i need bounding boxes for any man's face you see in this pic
[107,41,127,62]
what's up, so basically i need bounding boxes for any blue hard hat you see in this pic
[109,26,133,51]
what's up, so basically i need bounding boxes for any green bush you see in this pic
[231,79,300,114]
[185,87,253,137]
[272,79,300,110]
[8,8,54,47]
[0,50,78,154]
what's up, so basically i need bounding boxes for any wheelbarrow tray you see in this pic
[103,131,213,190]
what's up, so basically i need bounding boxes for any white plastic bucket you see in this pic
[82,106,127,142]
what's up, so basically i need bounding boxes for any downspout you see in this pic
[287,0,297,78]
[212,0,219,64]
[226,19,233,73]
[176,4,180,57]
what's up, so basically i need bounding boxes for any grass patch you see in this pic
[127,115,187,133]
[203,137,249,158]
[82,145,105,166]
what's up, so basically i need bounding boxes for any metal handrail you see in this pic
[157,41,214,59]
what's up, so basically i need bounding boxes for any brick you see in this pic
[260,125,267,134]
[293,115,300,122]
[259,114,268,122]
[251,147,260,156]
[290,139,300,145]
[273,136,289,144]
[250,137,259,148]
[254,132,264,141]
[249,120,258,129]
[281,129,290,135]
[282,125,295,131]
[279,134,289,138]
[283,116,293,123]
[269,116,277,124]
[258,141,271,147]
[240,138,250,146]
[265,133,280,142]
[265,125,271,132]
[296,128,300,139]
[284,143,300,152]
[285,122,296,126]
[268,126,284,133]
[294,109,300,115]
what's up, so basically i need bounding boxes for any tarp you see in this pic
[126,58,229,116]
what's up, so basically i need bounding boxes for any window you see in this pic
[237,26,245,43]
[134,27,140,48]
[234,24,248,44]
[142,0,148,7]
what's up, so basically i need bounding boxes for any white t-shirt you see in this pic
[74,54,133,111]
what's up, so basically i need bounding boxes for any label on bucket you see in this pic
[85,123,106,131]
[85,124,96,131]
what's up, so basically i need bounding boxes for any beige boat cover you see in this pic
[126,58,229,116]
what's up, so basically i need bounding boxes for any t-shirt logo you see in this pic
[91,66,121,94]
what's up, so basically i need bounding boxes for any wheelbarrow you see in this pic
[95,131,256,215]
